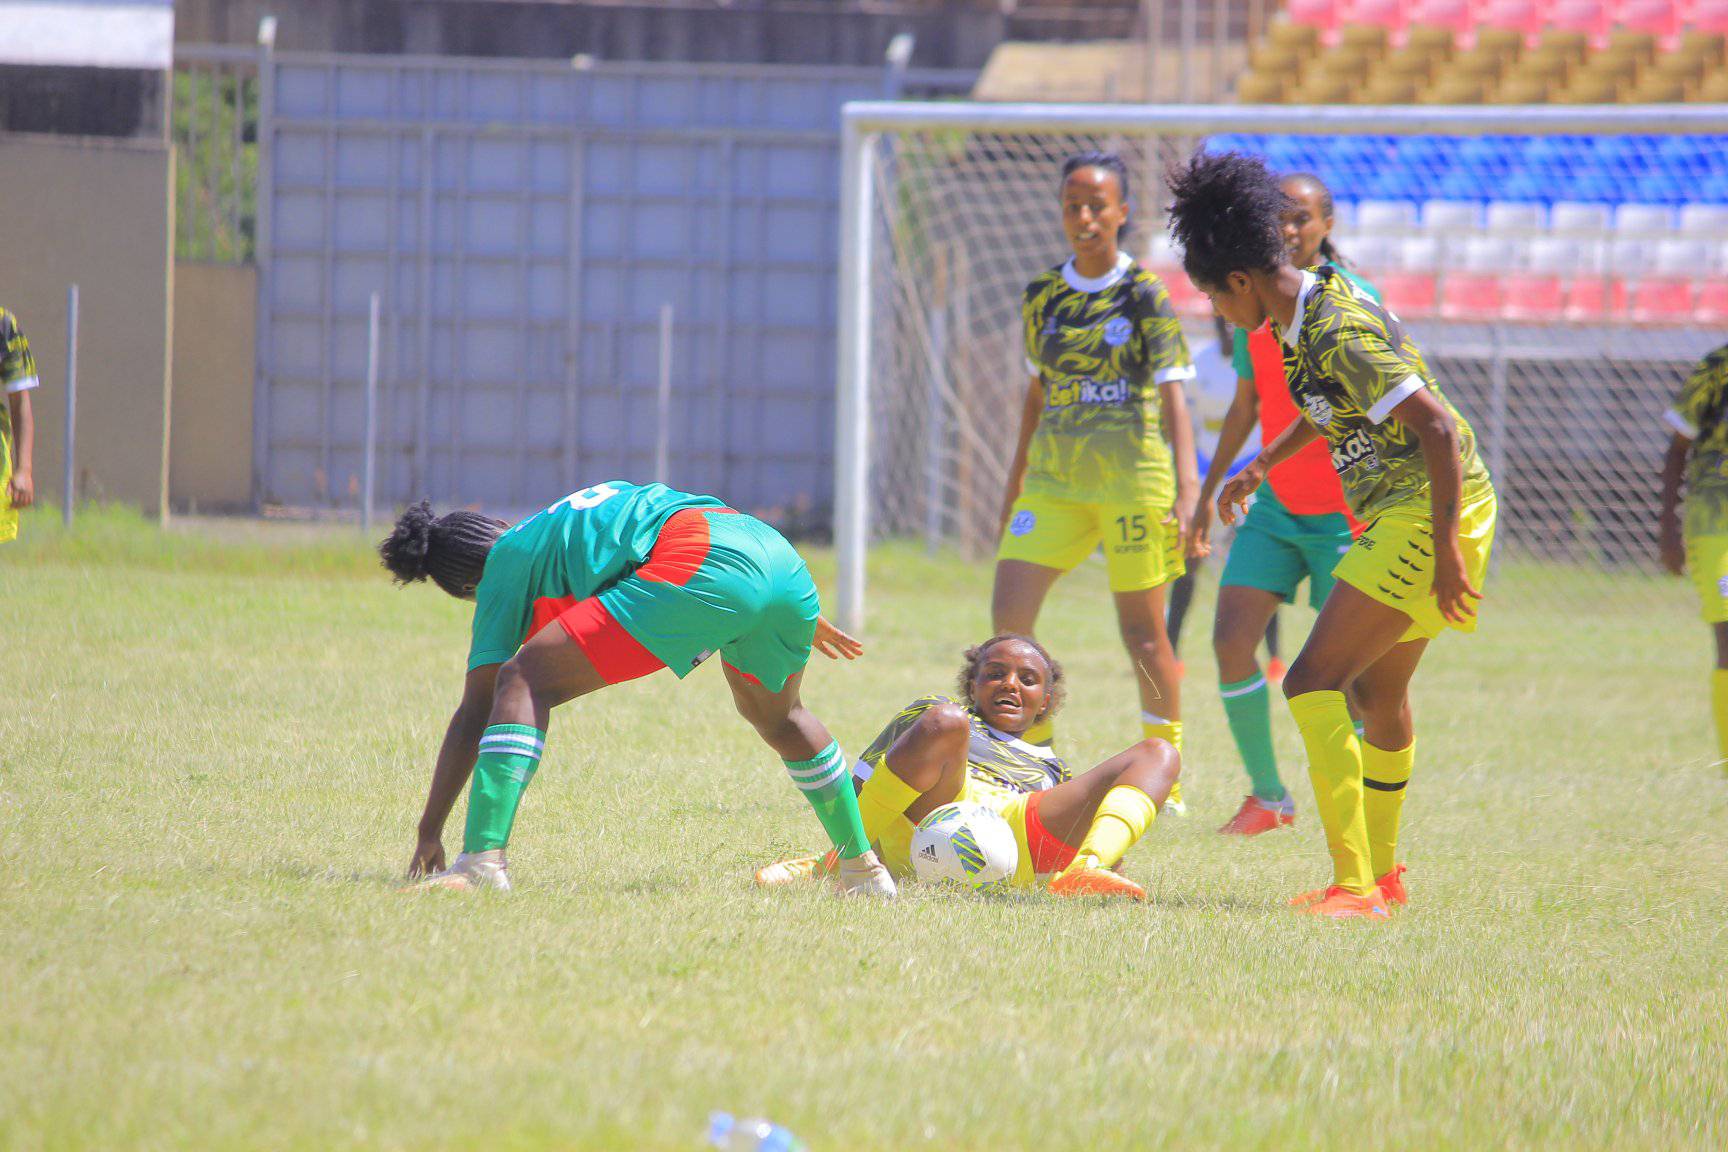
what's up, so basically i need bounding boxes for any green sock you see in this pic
[1221,673,1284,802]
[463,724,545,853]
[786,741,870,859]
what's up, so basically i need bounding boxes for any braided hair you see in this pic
[956,633,1067,721]
[1166,150,1291,291]
[1283,170,1352,269]
[379,500,506,599]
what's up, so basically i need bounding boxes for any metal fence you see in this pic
[188,48,967,522]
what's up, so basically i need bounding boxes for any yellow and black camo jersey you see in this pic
[1021,252,1195,507]
[1280,266,1493,524]
[1667,342,1728,537]
[856,695,1071,797]
[0,308,39,455]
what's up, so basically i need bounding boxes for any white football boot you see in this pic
[417,849,512,892]
[834,849,897,900]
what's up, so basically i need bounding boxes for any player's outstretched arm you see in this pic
[1659,432,1689,577]
[813,616,863,660]
[1219,417,1320,525]
[1192,373,1261,558]
[998,374,1044,539]
[1159,380,1201,549]
[7,389,32,508]
[409,663,498,877]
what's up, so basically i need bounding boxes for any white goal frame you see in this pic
[833,101,1728,632]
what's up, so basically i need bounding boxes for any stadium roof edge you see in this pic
[840,103,1728,136]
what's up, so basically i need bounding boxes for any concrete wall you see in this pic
[0,134,173,516]
[170,262,255,512]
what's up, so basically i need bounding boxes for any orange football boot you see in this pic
[1218,795,1295,836]
[1376,864,1408,907]
[1265,657,1288,685]
[1050,859,1147,901]
[1297,885,1390,919]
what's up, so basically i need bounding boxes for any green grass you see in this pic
[2,511,1724,1150]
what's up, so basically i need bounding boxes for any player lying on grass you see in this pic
[1168,151,1498,920]
[1659,342,1728,769]
[755,635,1181,900]
[380,480,896,897]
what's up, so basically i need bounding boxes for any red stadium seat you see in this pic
[1563,276,1627,321]
[1377,271,1439,318]
[1286,0,1346,44]
[1547,0,1614,50]
[1630,276,1696,323]
[1343,0,1410,40]
[1692,0,1728,36]
[1479,0,1546,48]
[1619,0,1683,49]
[1499,274,1565,321]
[1694,280,1728,325]
[1405,0,1475,48]
[1439,272,1506,320]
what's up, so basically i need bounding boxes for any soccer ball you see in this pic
[910,802,1018,890]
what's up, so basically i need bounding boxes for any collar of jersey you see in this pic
[1279,267,1320,349]
[984,721,1057,760]
[1061,249,1133,294]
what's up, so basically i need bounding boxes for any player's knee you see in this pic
[1282,656,1327,698]
[1118,621,1165,658]
[1133,736,1180,776]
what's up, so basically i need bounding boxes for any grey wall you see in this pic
[257,53,885,520]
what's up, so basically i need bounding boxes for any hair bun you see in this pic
[379,500,437,584]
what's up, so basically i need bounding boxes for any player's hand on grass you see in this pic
[1433,542,1483,624]
[1216,461,1265,527]
[7,467,31,508]
[408,832,446,879]
[1659,513,1686,576]
[813,615,864,660]
[1187,495,1214,559]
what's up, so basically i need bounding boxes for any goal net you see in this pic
[834,103,1728,630]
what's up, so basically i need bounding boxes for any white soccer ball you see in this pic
[910,801,1018,890]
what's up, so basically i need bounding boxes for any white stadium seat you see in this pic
[1484,201,1548,234]
[1549,201,1613,233]
[1356,199,1420,233]
[1613,203,1676,234]
[1421,199,1482,232]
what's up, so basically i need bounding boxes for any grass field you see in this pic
[3,508,1724,1150]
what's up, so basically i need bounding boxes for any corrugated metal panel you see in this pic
[256,52,886,520]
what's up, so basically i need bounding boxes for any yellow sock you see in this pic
[1142,715,1183,808]
[1287,690,1374,896]
[857,765,920,845]
[1022,715,1056,747]
[1713,670,1728,768]
[1062,785,1158,875]
[1362,738,1414,880]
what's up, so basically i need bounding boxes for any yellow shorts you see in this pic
[876,776,1046,889]
[1334,490,1497,642]
[1686,534,1728,624]
[0,443,15,543]
[996,493,1184,592]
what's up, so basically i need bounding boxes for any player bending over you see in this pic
[1168,152,1498,920]
[1659,342,1728,769]
[381,480,895,897]
[756,635,1180,900]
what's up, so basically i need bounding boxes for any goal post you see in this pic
[833,101,1728,632]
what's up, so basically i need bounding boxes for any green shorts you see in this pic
[587,509,819,692]
[1220,486,1355,610]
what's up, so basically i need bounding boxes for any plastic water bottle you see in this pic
[706,1111,808,1152]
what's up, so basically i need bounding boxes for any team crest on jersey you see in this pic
[1010,511,1036,537]
[1103,316,1133,347]
[1303,392,1335,426]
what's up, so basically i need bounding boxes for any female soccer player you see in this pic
[1168,152,1497,919]
[1659,342,1728,767]
[1190,172,1379,838]
[755,635,1181,900]
[381,480,895,898]
[994,151,1199,810]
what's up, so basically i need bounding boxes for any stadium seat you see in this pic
[1285,0,1347,47]
[1652,237,1716,275]
[1421,199,1482,232]
[1405,0,1475,50]
[1678,203,1728,234]
[1345,234,1402,271]
[1485,201,1548,233]
[1461,235,1512,271]
[1499,273,1566,319]
[1550,201,1615,234]
[1479,0,1547,50]
[1547,0,1616,52]
[1439,271,1506,319]
[1630,276,1697,321]
[1376,270,1439,317]
[1614,203,1677,233]
[1563,275,1628,320]
[1358,199,1420,232]
[1529,235,1607,273]
[1395,234,1443,269]
[1693,279,1728,323]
